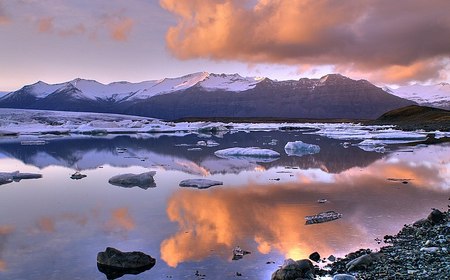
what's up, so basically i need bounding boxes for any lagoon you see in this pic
[0,130,448,279]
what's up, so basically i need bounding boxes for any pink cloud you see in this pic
[161,0,450,84]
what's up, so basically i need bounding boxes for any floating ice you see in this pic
[284,141,320,157]
[179,179,223,189]
[108,171,156,189]
[0,171,42,185]
[305,210,343,225]
[214,147,280,162]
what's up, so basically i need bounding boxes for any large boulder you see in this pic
[108,171,156,189]
[271,259,315,280]
[97,247,156,279]
[346,252,383,271]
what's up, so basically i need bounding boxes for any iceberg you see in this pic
[284,141,320,156]
[214,147,280,162]
[108,171,156,189]
[0,171,42,186]
[179,179,223,189]
[305,210,342,225]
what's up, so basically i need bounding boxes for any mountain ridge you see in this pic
[0,72,415,120]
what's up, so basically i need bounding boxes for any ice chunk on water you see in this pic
[214,147,280,162]
[305,210,342,225]
[179,179,223,189]
[108,171,156,189]
[284,141,320,156]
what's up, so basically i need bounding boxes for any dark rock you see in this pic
[327,255,336,262]
[232,246,251,260]
[427,209,445,224]
[309,252,321,262]
[70,171,87,180]
[271,259,314,280]
[97,247,155,279]
[345,252,383,271]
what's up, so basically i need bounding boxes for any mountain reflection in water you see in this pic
[0,131,383,174]
[0,132,448,279]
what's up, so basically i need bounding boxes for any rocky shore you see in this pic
[272,207,450,280]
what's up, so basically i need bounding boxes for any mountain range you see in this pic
[0,72,424,120]
[384,83,450,110]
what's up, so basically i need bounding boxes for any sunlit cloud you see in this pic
[110,17,134,41]
[0,2,10,25]
[161,0,450,84]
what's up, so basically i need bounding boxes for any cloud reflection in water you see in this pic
[161,145,450,267]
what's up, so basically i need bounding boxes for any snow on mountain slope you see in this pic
[69,78,157,101]
[131,72,209,100]
[23,81,66,98]
[385,83,450,109]
[198,73,264,91]
[2,72,269,102]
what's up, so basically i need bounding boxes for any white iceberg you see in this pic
[284,141,320,157]
[179,179,223,189]
[214,147,280,162]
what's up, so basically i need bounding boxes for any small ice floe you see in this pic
[197,140,207,146]
[116,147,127,153]
[357,140,386,153]
[206,140,220,147]
[20,140,47,146]
[317,199,328,203]
[342,142,351,148]
[214,147,280,162]
[0,171,42,186]
[70,171,87,180]
[108,171,156,189]
[267,139,278,146]
[305,211,342,225]
[232,246,251,260]
[284,141,320,157]
[187,147,202,151]
[179,179,223,189]
[387,178,412,184]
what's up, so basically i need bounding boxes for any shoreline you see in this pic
[273,206,450,280]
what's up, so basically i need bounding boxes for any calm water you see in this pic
[0,131,449,279]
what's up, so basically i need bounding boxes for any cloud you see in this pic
[110,17,134,41]
[38,17,54,33]
[0,2,10,25]
[161,0,450,84]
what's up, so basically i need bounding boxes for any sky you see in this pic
[0,0,450,91]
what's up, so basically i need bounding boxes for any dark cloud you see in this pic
[161,0,450,83]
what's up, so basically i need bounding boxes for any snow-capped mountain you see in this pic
[384,83,450,109]
[0,72,415,120]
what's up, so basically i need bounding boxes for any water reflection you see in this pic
[0,225,14,272]
[0,132,448,279]
[161,145,449,267]
[0,132,384,175]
